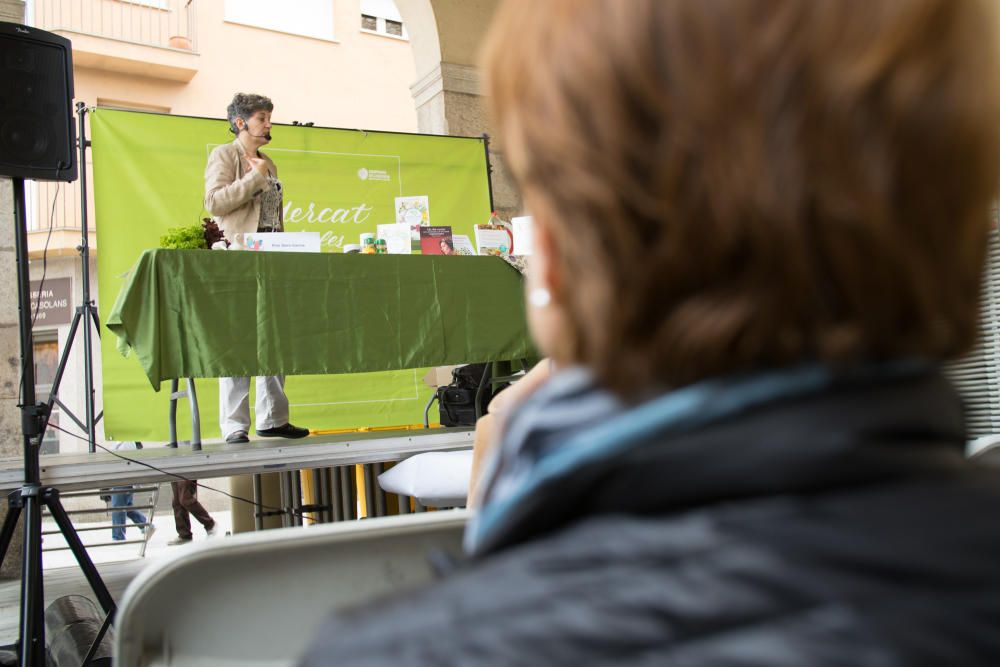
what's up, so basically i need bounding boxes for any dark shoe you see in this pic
[256,423,309,439]
[226,430,249,444]
[167,536,193,546]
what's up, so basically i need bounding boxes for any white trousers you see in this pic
[219,375,289,438]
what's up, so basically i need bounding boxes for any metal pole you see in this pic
[167,379,179,448]
[186,378,201,450]
[278,473,290,528]
[339,467,354,520]
[13,179,40,486]
[13,178,46,666]
[76,102,97,453]
[362,464,376,518]
[482,133,496,214]
[311,469,325,523]
[373,462,386,517]
[252,474,263,531]
[291,471,302,526]
[329,468,343,522]
[20,487,44,667]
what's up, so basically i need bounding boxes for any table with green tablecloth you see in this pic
[107,249,534,388]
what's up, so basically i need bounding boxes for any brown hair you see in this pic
[482,0,1000,395]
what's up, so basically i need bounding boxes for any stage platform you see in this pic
[0,428,474,494]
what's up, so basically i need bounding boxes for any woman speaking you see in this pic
[204,92,308,444]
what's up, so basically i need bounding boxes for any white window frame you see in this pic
[360,0,408,40]
[117,0,170,10]
[224,0,336,42]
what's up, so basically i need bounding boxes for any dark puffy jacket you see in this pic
[299,370,1000,666]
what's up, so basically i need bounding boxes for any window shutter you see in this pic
[943,208,1000,440]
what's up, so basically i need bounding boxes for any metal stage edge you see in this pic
[0,428,475,494]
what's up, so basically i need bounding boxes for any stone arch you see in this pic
[394,0,520,217]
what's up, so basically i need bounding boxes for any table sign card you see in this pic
[377,223,413,254]
[511,216,534,255]
[452,234,476,256]
[395,195,430,248]
[474,224,513,256]
[244,232,322,253]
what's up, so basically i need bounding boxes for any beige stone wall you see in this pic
[400,0,522,218]
[0,0,24,23]
[437,88,520,220]
[0,0,27,580]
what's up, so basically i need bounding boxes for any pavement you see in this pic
[41,510,234,570]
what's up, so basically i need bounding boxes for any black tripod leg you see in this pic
[0,491,24,567]
[43,489,116,616]
[81,610,113,666]
[88,304,101,336]
[19,491,45,667]
[37,310,82,445]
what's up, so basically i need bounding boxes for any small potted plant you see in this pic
[168,35,192,50]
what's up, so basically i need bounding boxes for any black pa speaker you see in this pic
[0,22,76,182]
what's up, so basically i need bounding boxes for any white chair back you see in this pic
[115,510,469,666]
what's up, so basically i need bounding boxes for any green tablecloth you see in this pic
[106,249,534,389]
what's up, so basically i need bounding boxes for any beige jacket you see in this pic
[204,138,283,244]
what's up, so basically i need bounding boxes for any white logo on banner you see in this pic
[357,167,390,182]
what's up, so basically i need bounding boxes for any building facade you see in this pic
[22,0,419,454]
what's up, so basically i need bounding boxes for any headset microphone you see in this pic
[238,120,271,141]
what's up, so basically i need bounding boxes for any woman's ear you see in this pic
[533,219,562,303]
[524,217,570,360]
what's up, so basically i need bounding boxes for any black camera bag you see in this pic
[436,363,492,426]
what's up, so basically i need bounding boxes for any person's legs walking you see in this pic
[110,491,127,540]
[178,480,216,533]
[110,488,134,540]
[171,481,193,540]
[128,507,155,539]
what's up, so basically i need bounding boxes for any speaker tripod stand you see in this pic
[40,102,102,455]
[0,178,115,665]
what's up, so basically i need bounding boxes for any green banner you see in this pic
[93,109,494,441]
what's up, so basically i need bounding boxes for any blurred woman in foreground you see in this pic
[301,1,1000,664]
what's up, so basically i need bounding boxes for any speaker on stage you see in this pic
[0,22,76,182]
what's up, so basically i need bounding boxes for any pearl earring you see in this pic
[529,288,551,308]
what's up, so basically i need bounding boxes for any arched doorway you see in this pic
[395,0,520,217]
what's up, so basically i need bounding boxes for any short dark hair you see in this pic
[483,0,1000,396]
[226,93,273,135]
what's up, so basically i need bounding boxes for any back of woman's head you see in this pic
[483,0,1000,395]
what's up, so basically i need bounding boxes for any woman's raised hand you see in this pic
[243,153,268,176]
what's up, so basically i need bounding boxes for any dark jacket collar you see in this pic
[467,363,967,556]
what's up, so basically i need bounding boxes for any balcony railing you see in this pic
[26,180,85,234]
[31,0,197,52]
